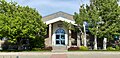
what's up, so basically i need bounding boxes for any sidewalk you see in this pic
[0,51,120,58]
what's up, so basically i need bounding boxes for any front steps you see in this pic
[52,46,68,52]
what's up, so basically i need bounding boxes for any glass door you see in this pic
[60,34,65,45]
[55,29,65,45]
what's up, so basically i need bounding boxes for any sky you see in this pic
[6,0,90,16]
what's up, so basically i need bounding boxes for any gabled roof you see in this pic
[42,11,74,22]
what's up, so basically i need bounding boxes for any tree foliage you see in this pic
[74,5,89,34]
[74,0,120,40]
[0,0,47,48]
[63,21,75,30]
[89,0,120,39]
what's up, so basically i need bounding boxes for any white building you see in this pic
[42,11,81,48]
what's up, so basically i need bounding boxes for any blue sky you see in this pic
[6,0,90,16]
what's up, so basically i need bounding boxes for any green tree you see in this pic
[0,0,47,49]
[74,5,89,47]
[89,0,120,50]
[89,0,120,39]
[74,0,120,50]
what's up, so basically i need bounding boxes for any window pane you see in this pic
[55,29,65,34]
[56,35,59,39]
[61,40,65,45]
[56,40,60,44]
[61,35,65,39]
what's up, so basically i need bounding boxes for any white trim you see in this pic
[44,17,76,25]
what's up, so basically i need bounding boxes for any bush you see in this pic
[115,45,120,50]
[32,46,52,51]
[32,48,42,51]
[79,46,88,51]
[44,46,53,51]
[68,46,79,51]
[107,47,116,51]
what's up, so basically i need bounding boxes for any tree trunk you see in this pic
[77,32,81,46]
[103,38,107,50]
[69,29,71,46]
[94,35,97,50]
[83,24,87,47]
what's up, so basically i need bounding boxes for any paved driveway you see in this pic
[0,52,120,58]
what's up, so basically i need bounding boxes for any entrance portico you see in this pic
[42,11,80,47]
[50,21,68,46]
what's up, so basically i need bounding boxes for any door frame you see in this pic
[52,28,68,46]
[55,33,65,46]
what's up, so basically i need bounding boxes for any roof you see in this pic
[42,11,74,22]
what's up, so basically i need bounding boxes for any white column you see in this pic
[65,34,68,46]
[119,36,120,40]
[103,38,107,50]
[0,41,4,50]
[49,24,52,46]
[83,24,87,47]
[52,34,55,46]
[77,33,80,46]
[94,35,97,50]
[0,41,2,50]
[69,30,72,46]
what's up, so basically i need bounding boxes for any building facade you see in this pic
[42,11,81,48]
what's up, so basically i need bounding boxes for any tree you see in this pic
[0,0,47,49]
[87,0,104,50]
[89,0,120,50]
[74,5,89,47]
[63,21,75,46]
[74,0,120,50]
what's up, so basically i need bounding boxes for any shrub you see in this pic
[115,45,120,50]
[44,46,53,51]
[32,46,52,51]
[32,48,42,51]
[107,47,116,51]
[68,46,79,51]
[79,46,88,51]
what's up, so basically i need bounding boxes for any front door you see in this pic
[55,29,65,45]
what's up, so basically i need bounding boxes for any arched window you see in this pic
[55,29,65,34]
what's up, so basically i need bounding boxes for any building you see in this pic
[42,11,81,48]
[42,11,109,50]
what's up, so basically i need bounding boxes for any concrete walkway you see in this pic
[0,52,120,58]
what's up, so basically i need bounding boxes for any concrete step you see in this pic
[52,46,68,52]
[52,50,68,52]
[52,46,67,50]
